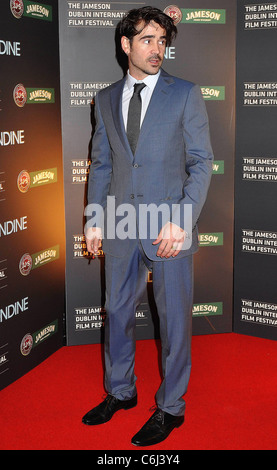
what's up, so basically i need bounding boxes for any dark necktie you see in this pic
[127,83,146,154]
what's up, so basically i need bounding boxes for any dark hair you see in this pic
[118,6,177,46]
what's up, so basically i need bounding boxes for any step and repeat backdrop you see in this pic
[1,0,275,391]
[234,1,277,340]
[0,0,65,390]
[59,0,236,345]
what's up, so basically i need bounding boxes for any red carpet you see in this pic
[1,333,276,450]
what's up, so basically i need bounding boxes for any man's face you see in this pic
[121,21,167,80]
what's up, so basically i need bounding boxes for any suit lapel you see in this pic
[110,77,131,154]
[136,70,174,154]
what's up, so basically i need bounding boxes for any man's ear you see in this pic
[121,36,130,55]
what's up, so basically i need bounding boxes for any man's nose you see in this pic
[151,42,162,55]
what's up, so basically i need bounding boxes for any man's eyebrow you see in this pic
[139,34,167,40]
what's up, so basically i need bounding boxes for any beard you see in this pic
[130,55,164,77]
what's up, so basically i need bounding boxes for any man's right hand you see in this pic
[85,227,102,255]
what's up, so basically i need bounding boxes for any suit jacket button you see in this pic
[133,163,139,168]
[130,194,135,199]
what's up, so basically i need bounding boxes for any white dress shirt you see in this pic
[122,70,161,130]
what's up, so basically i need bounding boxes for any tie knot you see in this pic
[133,83,146,95]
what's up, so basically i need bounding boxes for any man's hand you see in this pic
[85,227,102,255]
[153,222,186,258]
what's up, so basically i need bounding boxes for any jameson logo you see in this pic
[32,320,58,348]
[31,167,57,186]
[201,86,225,101]
[213,161,225,175]
[13,84,55,107]
[25,1,52,21]
[19,245,60,275]
[193,302,223,317]
[17,168,57,192]
[10,0,53,21]
[32,245,60,270]
[182,9,226,24]
[164,5,183,25]
[27,88,55,104]
[199,233,224,246]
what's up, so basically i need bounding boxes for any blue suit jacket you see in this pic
[87,69,214,260]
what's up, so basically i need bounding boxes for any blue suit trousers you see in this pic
[104,241,193,417]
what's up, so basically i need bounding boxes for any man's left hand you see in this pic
[152,222,186,258]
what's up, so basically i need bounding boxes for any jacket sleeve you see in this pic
[172,84,214,232]
[86,92,112,229]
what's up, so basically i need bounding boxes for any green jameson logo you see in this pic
[193,302,223,317]
[213,161,225,175]
[199,233,224,247]
[182,9,226,24]
[10,0,52,21]
[19,245,60,276]
[13,84,55,107]
[32,320,58,348]
[24,1,52,21]
[32,245,60,270]
[17,168,58,193]
[201,87,225,101]
[31,167,57,187]
[27,88,55,104]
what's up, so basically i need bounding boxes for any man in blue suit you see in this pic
[83,6,213,446]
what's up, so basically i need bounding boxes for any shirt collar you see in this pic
[126,70,161,92]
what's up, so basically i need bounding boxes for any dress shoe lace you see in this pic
[148,407,165,425]
[102,393,116,403]
[104,394,118,409]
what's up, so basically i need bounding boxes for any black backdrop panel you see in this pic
[234,0,277,340]
[59,0,235,345]
[0,0,65,390]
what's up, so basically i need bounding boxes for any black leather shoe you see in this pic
[131,408,184,446]
[82,394,137,425]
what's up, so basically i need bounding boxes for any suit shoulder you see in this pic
[162,74,199,101]
[161,69,195,88]
[97,77,124,97]
[94,78,124,110]
[172,76,197,91]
